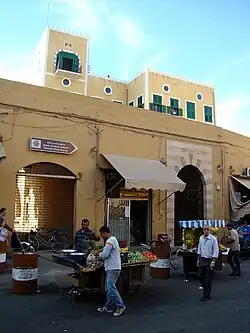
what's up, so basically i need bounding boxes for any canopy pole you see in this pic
[97,178,123,202]
[158,191,175,205]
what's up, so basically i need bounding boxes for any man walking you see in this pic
[239,220,250,259]
[197,225,219,301]
[226,223,241,276]
[96,226,126,317]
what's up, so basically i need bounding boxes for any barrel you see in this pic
[12,252,38,294]
[150,244,171,278]
[0,241,7,274]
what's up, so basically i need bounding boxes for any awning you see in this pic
[0,142,6,163]
[229,176,250,220]
[179,220,226,228]
[102,154,186,192]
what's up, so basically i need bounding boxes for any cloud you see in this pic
[145,52,167,69]
[216,95,250,136]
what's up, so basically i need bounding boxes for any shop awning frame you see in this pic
[101,154,186,192]
[0,142,6,163]
[229,176,250,220]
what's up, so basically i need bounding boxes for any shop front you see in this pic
[229,175,250,221]
[100,154,186,246]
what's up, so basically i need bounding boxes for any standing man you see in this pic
[226,223,241,276]
[75,218,100,253]
[96,226,126,317]
[239,220,250,259]
[197,225,219,301]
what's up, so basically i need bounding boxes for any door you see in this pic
[106,199,131,246]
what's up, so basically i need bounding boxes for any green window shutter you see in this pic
[186,102,195,119]
[153,94,162,105]
[162,105,166,113]
[170,98,179,108]
[204,106,213,123]
[137,96,143,106]
[56,51,79,72]
[179,108,183,117]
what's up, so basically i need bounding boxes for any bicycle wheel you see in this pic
[50,235,68,253]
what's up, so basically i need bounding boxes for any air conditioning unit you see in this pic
[242,168,250,176]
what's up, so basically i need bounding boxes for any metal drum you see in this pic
[12,252,38,294]
[0,241,7,274]
[150,244,171,279]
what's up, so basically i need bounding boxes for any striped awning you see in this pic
[179,220,226,228]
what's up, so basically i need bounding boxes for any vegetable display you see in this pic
[142,251,157,262]
[86,252,103,269]
[127,251,147,263]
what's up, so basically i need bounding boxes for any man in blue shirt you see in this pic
[239,221,250,259]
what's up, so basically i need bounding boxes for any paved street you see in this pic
[1,254,250,333]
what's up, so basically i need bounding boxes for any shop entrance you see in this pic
[130,200,148,245]
[14,162,76,242]
[174,165,204,245]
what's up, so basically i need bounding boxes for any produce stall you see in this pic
[52,246,157,301]
[178,220,226,279]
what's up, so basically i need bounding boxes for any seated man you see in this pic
[75,218,100,253]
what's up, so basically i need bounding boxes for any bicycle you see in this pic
[169,247,182,269]
[28,227,68,253]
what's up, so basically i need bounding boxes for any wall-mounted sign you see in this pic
[120,188,148,200]
[29,137,78,155]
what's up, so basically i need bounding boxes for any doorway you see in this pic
[14,162,76,242]
[174,165,204,245]
[130,200,148,245]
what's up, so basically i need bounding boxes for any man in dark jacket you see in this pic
[75,219,100,253]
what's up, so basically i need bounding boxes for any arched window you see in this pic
[56,51,80,73]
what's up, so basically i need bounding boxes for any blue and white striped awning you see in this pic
[179,220,226,228]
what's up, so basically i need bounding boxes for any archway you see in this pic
[14,162,76,242]
[174,165,204,245]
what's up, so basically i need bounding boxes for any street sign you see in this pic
[29,137,78,155]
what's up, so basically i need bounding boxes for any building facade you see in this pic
[35,28,215,125]
[0,79,249,245]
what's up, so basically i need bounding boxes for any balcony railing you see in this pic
[167,106,183,117]
[149,103,166,113]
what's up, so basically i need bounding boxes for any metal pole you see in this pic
[97,178,123,202]
[158,191,175,205]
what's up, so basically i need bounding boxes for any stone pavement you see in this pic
[1,252,250,333]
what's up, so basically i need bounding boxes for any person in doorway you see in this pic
[226,223,241,276]
[197,225,219,301]
[96,226,126,317]
[239,220,250,259]
[74,218,100,253]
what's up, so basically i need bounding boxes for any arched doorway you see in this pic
[14,162,76,242]
[174,165,204,245]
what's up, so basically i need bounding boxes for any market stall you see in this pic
[178,220,227,279]
[52,246,157,301]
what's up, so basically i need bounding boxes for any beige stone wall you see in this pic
[0,79,250,238]
[127,73,145,107]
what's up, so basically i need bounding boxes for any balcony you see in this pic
[149,103,166,113]
[55,63,82,79]
[167,106,183,117]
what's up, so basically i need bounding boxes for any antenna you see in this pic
[46,0,51,27]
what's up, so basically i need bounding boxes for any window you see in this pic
[61,78,71,87]
[186,101,196,120]
[129,101,134,107]
[112,100,123,104]
[56,51,80,73]
[204,106,213,123]
[196,93,203,101]
[162,84,170,93]
[153,94,162,105]
[170,98,179,108]
[104,86,112,95]
[137,95,144,108]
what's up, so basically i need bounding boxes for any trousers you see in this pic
[199,258,214,299]
[227,250,241,274]
[105,270,125,310]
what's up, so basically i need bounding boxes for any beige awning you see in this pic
[102,154,186,192]
[0,143,6,163]
[231,176,250,190]
[229,176,250,220]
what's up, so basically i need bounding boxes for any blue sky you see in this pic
[1,0,250,136]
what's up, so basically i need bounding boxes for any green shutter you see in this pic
[179,108,183,117]
[170,98,179,108]
[153,94,162,105]
[56,51,79,72]
[162,105,166,113]
[204,106,213,123]
[186,102,195,119]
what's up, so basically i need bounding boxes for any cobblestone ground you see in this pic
[1,254,250,333]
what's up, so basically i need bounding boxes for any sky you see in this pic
[1,0,250,136]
